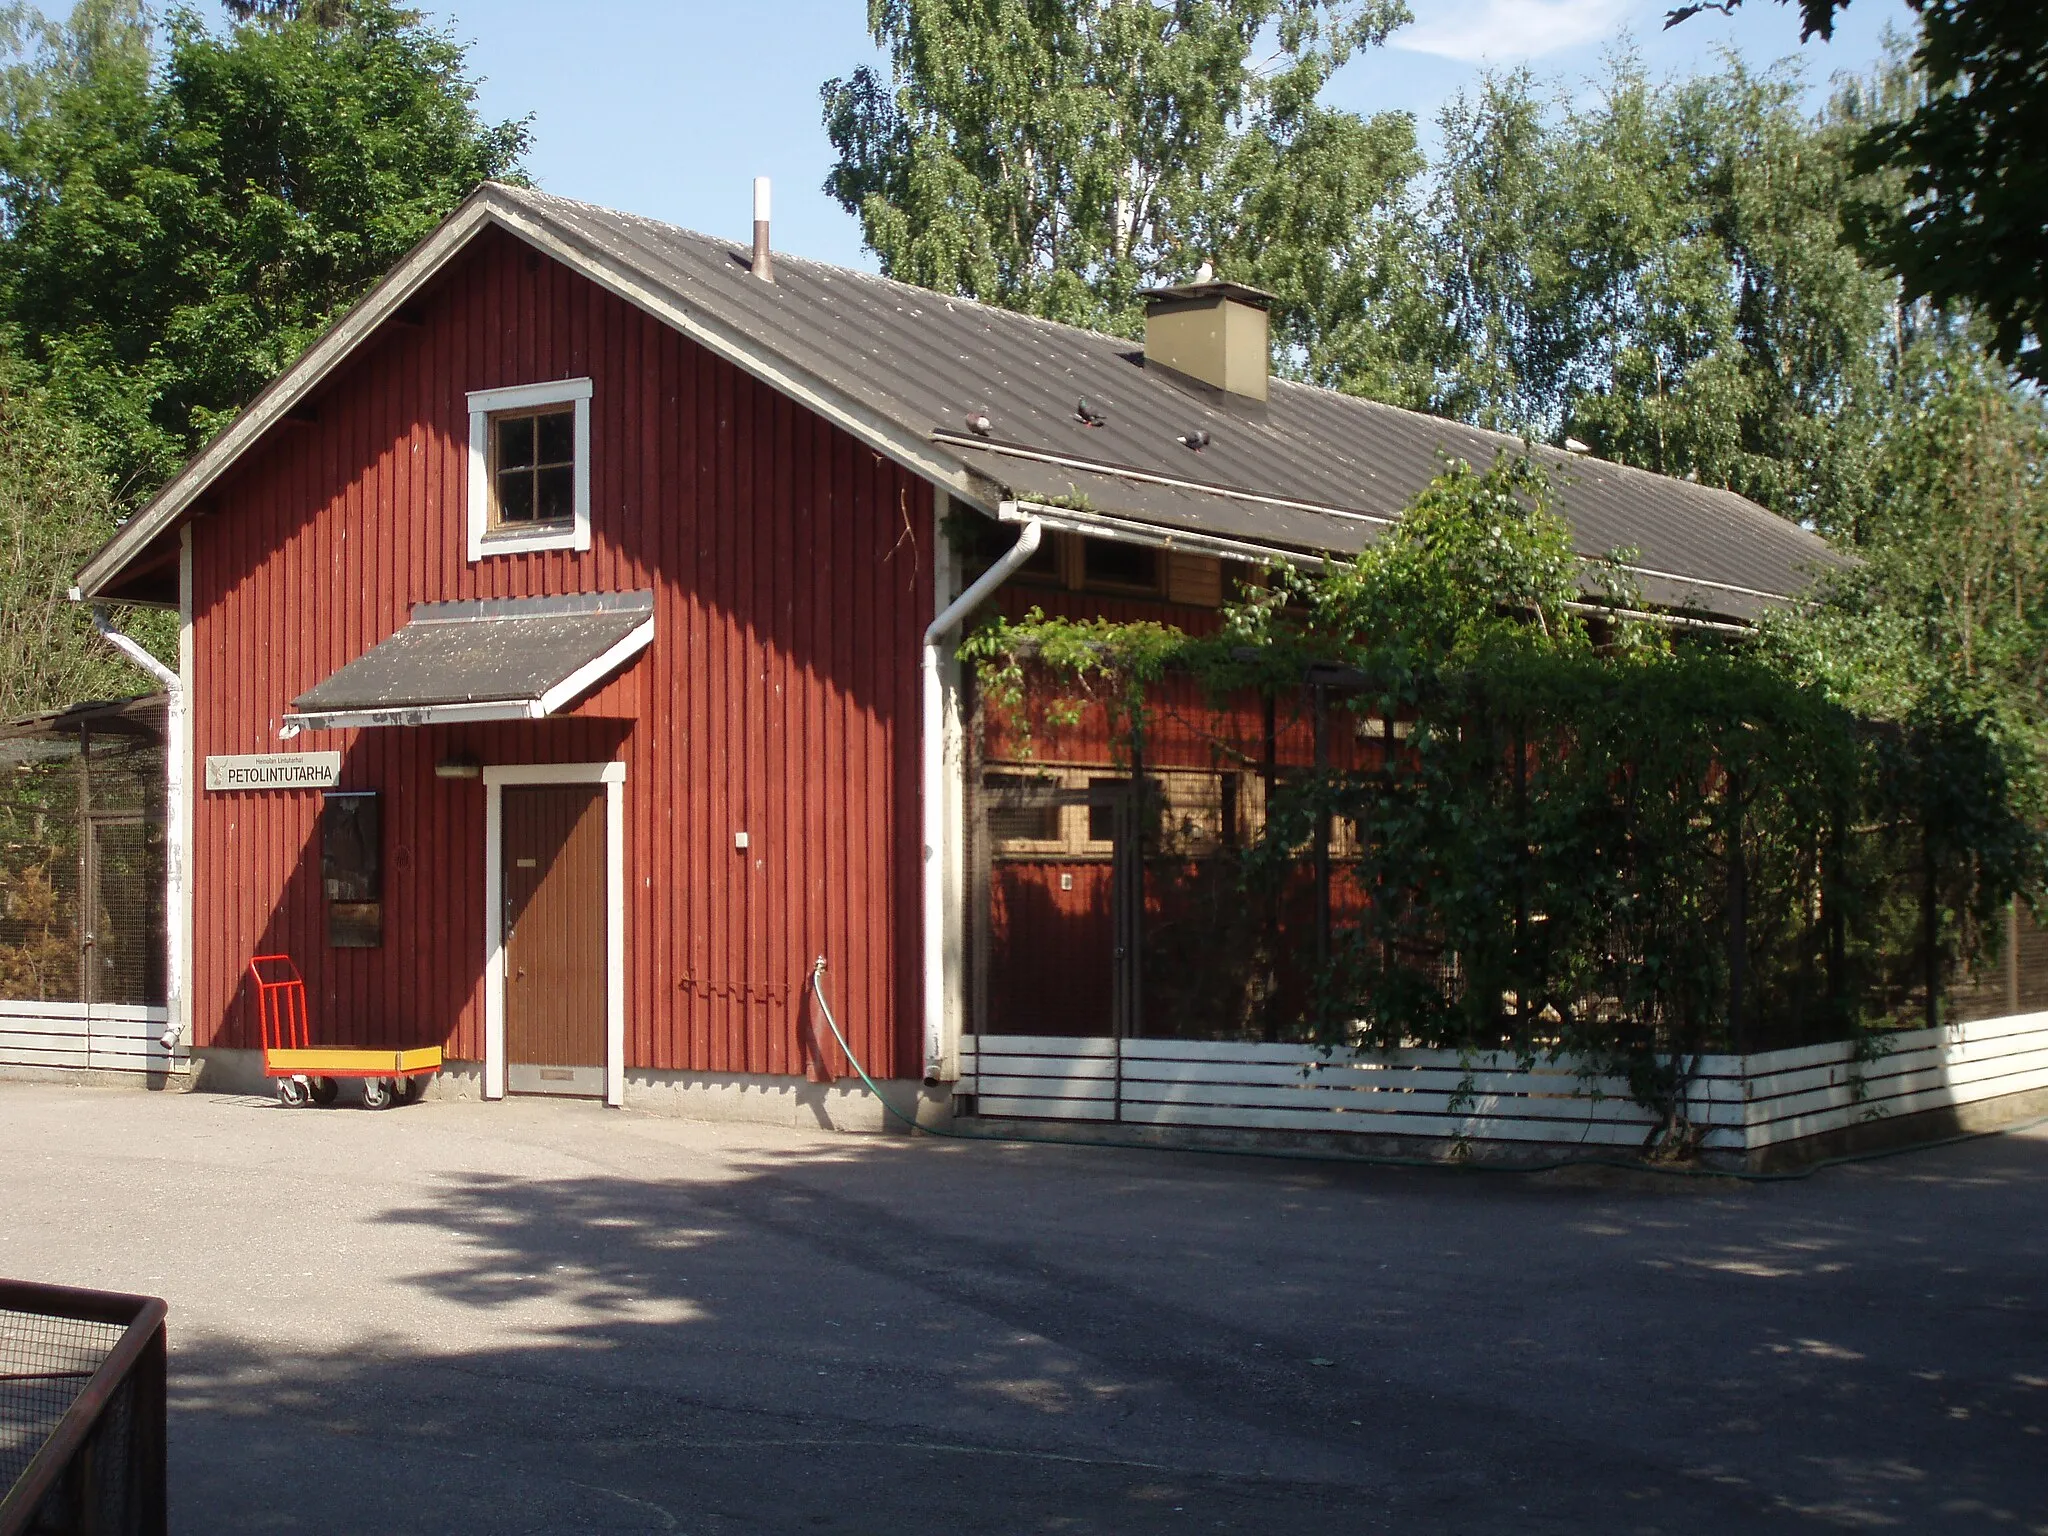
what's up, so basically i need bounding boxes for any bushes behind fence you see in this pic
[964,454,2048,1081]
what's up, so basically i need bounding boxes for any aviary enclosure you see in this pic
[0,699,166,1014]
[966,665,2048,1061]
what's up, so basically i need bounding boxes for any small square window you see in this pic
[984,771,1062,842]
[1082,538,1162,593]
[491,408,577,530]
[1087,777,1128,843]
[1017,532,1060,581]
[466,377,592,560]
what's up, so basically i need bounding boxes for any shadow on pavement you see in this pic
[152,1117,2048,1534]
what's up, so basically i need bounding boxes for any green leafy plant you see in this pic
[964,454,2047,1142]
[0,0,529,493]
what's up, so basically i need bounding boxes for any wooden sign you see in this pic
[204,752,342,792]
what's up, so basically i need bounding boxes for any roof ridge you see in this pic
[74,178,1843,618]
[495,182,1157,352]
[495,188,1832,557]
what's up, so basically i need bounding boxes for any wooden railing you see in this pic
[0,1004,180,1077]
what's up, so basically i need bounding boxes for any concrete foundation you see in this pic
[62,1048,2048,1164]
[0,1061,193,1093]
[949,1095,2048,1173]
[181,1047,950,1134]
[623,1069,951,1134]
[945,1110,1713,1169]
[1749,1081,2048,1171]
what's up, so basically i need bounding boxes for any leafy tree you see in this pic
[1416,49,2048,756]
[1671,0,2048,385]
[220,0,354,22]
[1868,332,2048,698]
[820,0,1423,368]
[826,31,1911,537]
[1849,3,2048,385]
[1766,317,2048,747]
[1666,0,1851,35]
[1418,59,1892,536]
[0,356,166,715]
[0,0,527,492]
[0,0,150,136]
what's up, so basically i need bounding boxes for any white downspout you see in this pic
[921,506,1042,1083]
[90,606,186,1052]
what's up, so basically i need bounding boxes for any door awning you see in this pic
[283,591,655,734]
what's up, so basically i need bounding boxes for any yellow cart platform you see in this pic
[249,955,441,1109]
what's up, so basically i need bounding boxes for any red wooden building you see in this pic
[72,183,1839,1121]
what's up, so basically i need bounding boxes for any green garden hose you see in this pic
[806,957,2046,1184]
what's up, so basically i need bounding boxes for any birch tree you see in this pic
[820,0,1427,386]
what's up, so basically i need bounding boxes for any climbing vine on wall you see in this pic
[961,455,2047,1142]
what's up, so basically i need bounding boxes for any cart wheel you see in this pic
[361,1077,394,1110]
[309,1077,340,1106]
[398,1076,427,1106]
[277,1076,311,1109]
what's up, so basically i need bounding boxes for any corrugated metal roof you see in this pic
[506,186,1844,622]
[289,590,653,722]
[77,182,1846,622]
[0,694,166,743]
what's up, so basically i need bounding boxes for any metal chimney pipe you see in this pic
[752,176,773,283]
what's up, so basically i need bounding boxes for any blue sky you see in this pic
[439,1,1910,270]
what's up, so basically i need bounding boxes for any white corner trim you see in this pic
[466,376,595,562]
[481,759,629,1106]
[921,505,1044,1080]
[604,773,626,1109]
[173,529,195,1049]
[483,782,505,1098]
[537,617,655,716]
[934,493,969,1084]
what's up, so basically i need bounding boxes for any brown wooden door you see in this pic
[502,785,606,1091]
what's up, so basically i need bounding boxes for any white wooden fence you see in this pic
[0,1001,183,1077]
[1733,1011,2048,1149]
[961,1010,2048,1158]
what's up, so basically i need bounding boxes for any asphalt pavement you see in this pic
[1,1080,2043,1534]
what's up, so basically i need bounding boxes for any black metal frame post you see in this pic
[1725,772,1748,1058]
[1923,822,1941,1032]
[1261,693,1280,1041]
[1312,683,1331,977]
[74,724,93,1005]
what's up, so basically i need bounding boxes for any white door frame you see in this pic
[483,761,627,1106]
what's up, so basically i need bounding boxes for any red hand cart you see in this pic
[248,954,442,1109]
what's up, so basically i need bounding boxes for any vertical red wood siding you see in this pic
[189,228,931,1079]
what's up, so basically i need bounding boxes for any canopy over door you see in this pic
[285,590,654,733]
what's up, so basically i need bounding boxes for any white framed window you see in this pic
[466,377,593,560]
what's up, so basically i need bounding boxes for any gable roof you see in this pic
[77,181,1844,622]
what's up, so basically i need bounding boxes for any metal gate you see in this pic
[971,773,1140,1042]
[0,699,170,1076]
[83,815,165,1011]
